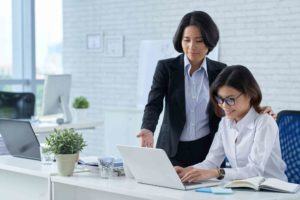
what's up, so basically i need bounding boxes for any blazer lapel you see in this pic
[171,54,185,118]
[206,58,219,86]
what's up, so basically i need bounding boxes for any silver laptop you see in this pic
[117,145,220,190]
[0,119,41,160]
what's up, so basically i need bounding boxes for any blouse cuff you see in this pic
[224,168,237,181]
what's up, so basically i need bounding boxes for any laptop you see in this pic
[117,145,220,190]
[0,119,41,161]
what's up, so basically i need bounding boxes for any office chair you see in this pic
[0,91,35,119]
[277,110,300,184]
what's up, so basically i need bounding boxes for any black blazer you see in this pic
[141,54,226,157]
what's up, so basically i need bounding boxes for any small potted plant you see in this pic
[45,128,87,176]
[72,96,90,122]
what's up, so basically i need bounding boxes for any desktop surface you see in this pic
[0,155,298,200]
[32,120,103,134]
[51,172,300,200]
[0,155,54,178]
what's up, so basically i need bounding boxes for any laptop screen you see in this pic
[0,119,41,160]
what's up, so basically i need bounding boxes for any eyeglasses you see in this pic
[215,93,243,106]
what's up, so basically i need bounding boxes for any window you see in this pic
[0,0,34,93]
[0,1,12,80]
[35,0,63,114]
[35,0,63,79]
[0,0,63,115]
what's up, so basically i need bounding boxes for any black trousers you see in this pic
[169,134,212,167]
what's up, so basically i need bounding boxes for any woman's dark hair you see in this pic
[210,65,262,117]
[173,11,219,54]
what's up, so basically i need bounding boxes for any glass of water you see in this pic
[40,143,53,165]
[98,157,114,179]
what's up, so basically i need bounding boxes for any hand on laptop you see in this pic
[180,168,219,183]
[137,129,154,147]
[175,166,193,178]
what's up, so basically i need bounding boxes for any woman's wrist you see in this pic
[141,128,153,134]
[211,169,220,178]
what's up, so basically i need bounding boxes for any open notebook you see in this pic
[224,176,299,193]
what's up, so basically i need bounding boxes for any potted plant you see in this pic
[45,128,87,176]
[72,96,89,122]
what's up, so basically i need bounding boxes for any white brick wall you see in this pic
[63,0,300,155]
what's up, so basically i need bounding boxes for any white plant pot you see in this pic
[56,153,79,176]
[73,108,88,122]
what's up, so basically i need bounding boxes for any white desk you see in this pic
[51,172,300,200]
[0,156,56,200]
[31,120,103,144]
[33,120,103,134]
[0,156,299,200]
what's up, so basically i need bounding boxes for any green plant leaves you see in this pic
[45,128,87,155]
[72,96,89,109]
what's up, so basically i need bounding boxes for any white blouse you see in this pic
[193,107,287,181]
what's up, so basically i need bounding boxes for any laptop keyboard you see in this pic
[183,181,203,186]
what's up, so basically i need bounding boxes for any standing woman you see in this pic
[137,11,226,167]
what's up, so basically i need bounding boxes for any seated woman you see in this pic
[175,65,287,182]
